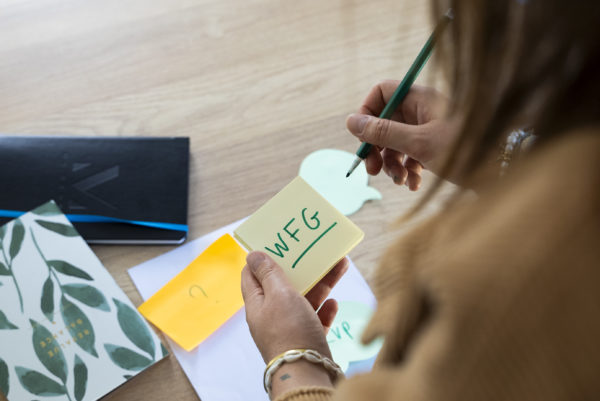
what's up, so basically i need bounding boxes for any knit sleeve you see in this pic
[329,131,600,401]
[281,132,600,401]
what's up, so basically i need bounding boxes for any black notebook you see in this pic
[0,136,189,244]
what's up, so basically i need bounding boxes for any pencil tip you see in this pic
[346,157,361,178]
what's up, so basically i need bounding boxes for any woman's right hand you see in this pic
[346,82,459,190]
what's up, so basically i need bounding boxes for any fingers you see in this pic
[245,251,291,295]
[404,157,423,191]
[241,265,263,308]
[379,149,423,189]
[365,146,383,175]
[382,149,407,185]
[305,258,349,310]
[357,80,402,118]
[358,83,446,124]
[346,113,422,159]
[317,299,338,334]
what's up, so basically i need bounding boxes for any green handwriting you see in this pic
[264,208,336,268]
[327,321,353,343]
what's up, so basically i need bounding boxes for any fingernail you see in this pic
[347,114,370,134]
[393,175,406,186]
[247,251,267,273]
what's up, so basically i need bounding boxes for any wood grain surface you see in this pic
[0,0,454,399]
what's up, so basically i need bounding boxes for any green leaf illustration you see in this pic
[9,220,25,260]
[0,262,9,276]
[41,278,55,322]
[34,220,79,237]
[113,298,155,359]
[61,297,98,357]
[104,344,153,371]
[14,367,66,396]
[0,224,5,240]
[0,310,18,330]
[32,202,61,216]
[30,319,67,383]
[0,357,9,396]
[73,355,87,401]
[161,343,169,358]
[48,260,93,281]
[63,284,109,311]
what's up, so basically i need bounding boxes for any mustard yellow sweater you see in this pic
[276,128,600,401]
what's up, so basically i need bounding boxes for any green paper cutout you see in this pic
[299,149,381,216]
[326,301,383,372]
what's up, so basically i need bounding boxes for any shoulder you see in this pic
[356,127,600,399]
[365,125,600,354]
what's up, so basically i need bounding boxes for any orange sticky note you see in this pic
[138,234,248,351]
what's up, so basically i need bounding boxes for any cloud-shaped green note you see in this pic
[326,301,383,372]
[299,149,382,216]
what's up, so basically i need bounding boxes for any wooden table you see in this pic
[0,0,453,399]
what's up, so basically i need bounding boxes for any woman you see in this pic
[241,1,600,400]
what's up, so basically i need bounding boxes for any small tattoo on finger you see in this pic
[280,373,291,381]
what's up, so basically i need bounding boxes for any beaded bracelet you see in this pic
[263,349,344,396]
[497,129,535,176]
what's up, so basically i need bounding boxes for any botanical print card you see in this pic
[0,201,168,401]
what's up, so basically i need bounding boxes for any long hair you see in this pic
[415,0,600,214]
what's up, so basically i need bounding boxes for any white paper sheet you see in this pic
[128,219,377,401]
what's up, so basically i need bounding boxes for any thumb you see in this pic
[246,251,292,294]
[346,113,423,158]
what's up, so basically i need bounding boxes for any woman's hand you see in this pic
[241,251,349,398]
[346,82,459,189]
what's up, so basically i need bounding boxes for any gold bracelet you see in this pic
[263,349,344,396]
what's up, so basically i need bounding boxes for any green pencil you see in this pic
[346,10,453,178]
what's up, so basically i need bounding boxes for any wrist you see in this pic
[269,360,333,400]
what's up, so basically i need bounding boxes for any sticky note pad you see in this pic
[234,176,364,294]
[326,301,383,371]
[138,234,248,351]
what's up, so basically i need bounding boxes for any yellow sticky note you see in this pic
[234,176,364,295]
[138,234,248,351]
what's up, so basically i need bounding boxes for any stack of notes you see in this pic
[138,176,364,351]
[129,219,379,401]
[234,176,364,294]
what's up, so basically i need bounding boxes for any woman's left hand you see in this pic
[241,251,349,396]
